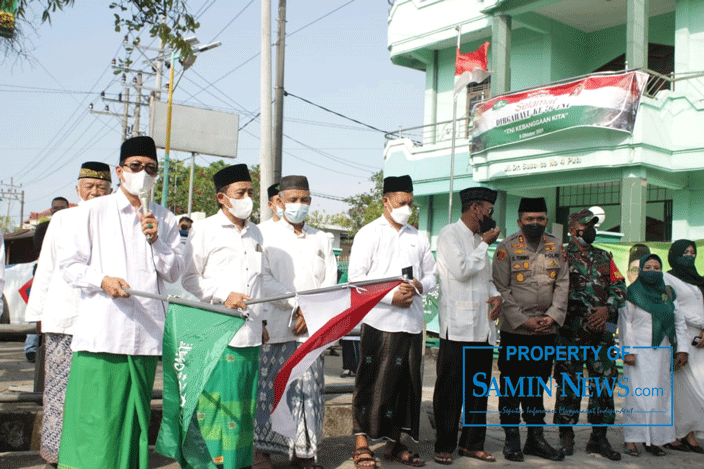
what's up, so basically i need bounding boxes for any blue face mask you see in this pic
[639,270,663,286]
[179,230,189,237]
[284,203,309,224]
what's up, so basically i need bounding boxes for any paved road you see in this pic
[3,340,704,468]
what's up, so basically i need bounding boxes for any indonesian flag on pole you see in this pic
[453,41,491,99]
[270,279,402,438]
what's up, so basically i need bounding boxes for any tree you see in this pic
[3,1,199,61]
[0,215,16,234]
[153,159,262,223]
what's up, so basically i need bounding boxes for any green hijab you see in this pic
[627,254,677,348]
[667,239,704,296]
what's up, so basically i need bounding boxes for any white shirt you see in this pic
[181,211,264,348]
[664,272,704,330]
[25,207,83,334]
[59,190,184,355]
[619,300,688,353]
[263,220,337,343]
[437,220,500,343]
[348,216,437,334]
[257,217,280,237]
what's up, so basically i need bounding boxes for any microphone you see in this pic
[139,188,152,241]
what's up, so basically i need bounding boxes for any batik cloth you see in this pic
[352,324,423,442]
[254,341,324,459]
[192,345,260,469]
[58,352,157,469]
[40,333,73,464]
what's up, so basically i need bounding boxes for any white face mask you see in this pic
[121,170,156,196]
[284,203,309,224]
[388,204,412,226]
[276,206,284,219]
[228,196,253,220]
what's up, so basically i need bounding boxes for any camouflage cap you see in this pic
[568,209,598,226]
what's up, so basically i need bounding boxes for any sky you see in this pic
[0,0,424,227]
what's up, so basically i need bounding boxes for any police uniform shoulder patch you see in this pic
[496,249,507,261]
[516,272,525,282]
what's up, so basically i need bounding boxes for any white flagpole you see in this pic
[124,276,402,317]
[448,25,461,224]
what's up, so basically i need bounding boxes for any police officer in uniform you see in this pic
[553,209,626,460]
[492,197,569,462]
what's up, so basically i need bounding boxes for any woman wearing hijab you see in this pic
[619,254,688,456]
[664,240,704,453]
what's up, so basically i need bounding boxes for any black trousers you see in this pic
[498,332,556,426]
[433,338,493,453]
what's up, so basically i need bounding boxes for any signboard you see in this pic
[471,71,648,154]
[149,100,239,158]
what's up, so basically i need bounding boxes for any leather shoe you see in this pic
[502,446,524,462]
[586,436,621,461]
[559,428,574,456]
[523,431,565,461]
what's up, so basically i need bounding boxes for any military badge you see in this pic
[609,258,625,282]
[511,243,524,249]
[523,261,530,269]
[514,249,525,254]
[518,235,525,244]
[548,260,558,267]
[496,249,506,261]
[549,271,557,279]
[516,273,525,282]
[545,246,556,251]
[513,263,521,270]
[544,241,555,246]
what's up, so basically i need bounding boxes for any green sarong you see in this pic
[193,345,260,469]
[58,352,158,469]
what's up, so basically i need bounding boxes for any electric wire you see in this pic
[284,91,388,134]
[208,0,255,43]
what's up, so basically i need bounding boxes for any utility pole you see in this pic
[122,86,131,142]
[273,0,287,183]
[0,178,25,230]
[133,73,143,137]
[260,0,274,222]
[187,152,196,217]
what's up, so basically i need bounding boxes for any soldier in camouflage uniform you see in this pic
[553,209,627,460]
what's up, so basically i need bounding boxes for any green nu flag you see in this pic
[156,303,245,468]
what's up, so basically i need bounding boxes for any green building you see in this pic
[385,0,704,247]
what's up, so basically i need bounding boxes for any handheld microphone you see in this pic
[139,188,152,241]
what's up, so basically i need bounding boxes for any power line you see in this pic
[284,90,388,134]
[12,43,124,182]
[188,0,357,102]
[209,0,256,42]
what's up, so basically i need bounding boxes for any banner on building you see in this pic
[470,71,649,154]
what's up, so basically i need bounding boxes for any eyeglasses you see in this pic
[476,203,494,216]
[122,162,158,176]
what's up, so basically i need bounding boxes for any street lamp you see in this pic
[160,38,222,208]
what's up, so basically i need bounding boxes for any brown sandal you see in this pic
[385,442,425,467]
[353,446,377,469]
[433,452,453,465]
[458,448,495,462]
